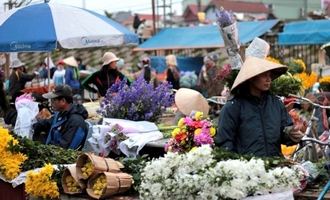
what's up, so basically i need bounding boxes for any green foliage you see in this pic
[271,72,302,97]
[10,134,79,172]
[287,60,305,74]
[120,155,150,193]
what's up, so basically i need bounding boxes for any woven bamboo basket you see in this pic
[76,153,124,180]
[61,164,86,194]
[86,172,133,199]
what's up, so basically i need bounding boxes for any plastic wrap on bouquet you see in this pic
[245,37,270,59]
[217,10,243,69]
[14,94,39,139]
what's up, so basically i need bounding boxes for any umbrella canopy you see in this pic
[0,2,138,52]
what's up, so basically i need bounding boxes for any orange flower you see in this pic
[175,132,187,142]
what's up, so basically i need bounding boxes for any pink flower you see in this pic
[194,132,214,146]
[217,64,232,80]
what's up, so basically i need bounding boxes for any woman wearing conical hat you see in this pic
[215,56,304,157]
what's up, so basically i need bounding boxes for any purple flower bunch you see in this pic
[99,76,174,122]
[215,7,234,28]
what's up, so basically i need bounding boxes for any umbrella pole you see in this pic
[46,52,51,91]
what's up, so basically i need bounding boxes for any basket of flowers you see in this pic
[86,172,133,199]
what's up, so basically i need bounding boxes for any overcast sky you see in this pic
[0,0,183,15]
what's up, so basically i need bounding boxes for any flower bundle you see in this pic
[294,72,317,91]
[99,76,174,122]
[217,64,240,89]
[25,163,59,199]
[139,146,302,200]
[216,7,243,69]
[0,127,27,180]
[288,59,306,74]
[319,76,330,91]
[165,111,216,153]
[271,72,302,97]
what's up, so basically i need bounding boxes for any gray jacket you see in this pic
[215,93,294,157]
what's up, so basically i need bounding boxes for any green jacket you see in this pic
[215,93,294,157]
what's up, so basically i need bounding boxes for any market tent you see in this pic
[278,20,330,45]
[135,20,278,51]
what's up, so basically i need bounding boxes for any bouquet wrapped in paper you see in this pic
[216,7,243,69]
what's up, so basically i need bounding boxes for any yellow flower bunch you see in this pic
[81,160,94,179]
[92,174,107,196]
[65,175,81,193]
[25,163,59,199]
[319,76,330,84]
[0,127,27,180]
[292,59,306,72]
[266,56,281,64]
[294,72,317,90]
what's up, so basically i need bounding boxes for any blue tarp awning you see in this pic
[135,20,279,51]
[278,20,330,45]
[151,56,203,73]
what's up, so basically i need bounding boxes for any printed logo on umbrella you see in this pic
[10,41,32,51]
[81,37,104,46]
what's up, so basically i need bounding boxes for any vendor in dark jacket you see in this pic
[82,52,129,97]
[33,85,88,150]
[8,59,37,102]
[215,57,304,157]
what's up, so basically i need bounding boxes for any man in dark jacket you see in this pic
[33,85,88,150]
[216,57,304,157]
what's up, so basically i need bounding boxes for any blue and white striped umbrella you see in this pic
[0,3,138,52]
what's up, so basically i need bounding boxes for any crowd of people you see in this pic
[0,41,318,160]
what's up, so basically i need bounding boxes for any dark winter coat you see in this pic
[34,104,88,150]
[215,93,294,157]
[82,67,128,97]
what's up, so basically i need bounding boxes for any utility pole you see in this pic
[197,0,201,12]
[151,0,157,34]
[157,0,172,28]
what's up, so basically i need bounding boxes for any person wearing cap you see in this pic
[52,60,66,86]
[82,52,129,97]
[8,59,37,102]
[215,56,304,157]
[33,84,88,149]
[165,54,180,90]
[133,56,158,86]
[63,56,80,95]
[197,54,224,98]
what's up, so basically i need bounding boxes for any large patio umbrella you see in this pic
[0,2,138,89]
[0,2,138,52]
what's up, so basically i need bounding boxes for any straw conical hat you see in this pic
[231,56,287,91]
[175,88,209,116]
[63,56,78,67]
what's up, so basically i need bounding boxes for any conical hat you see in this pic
[231,56,287,91]
[175,88,209,116]
[63,56,78,67]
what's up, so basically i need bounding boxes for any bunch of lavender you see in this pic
[215,7,234,28]
[99,76,174,122]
